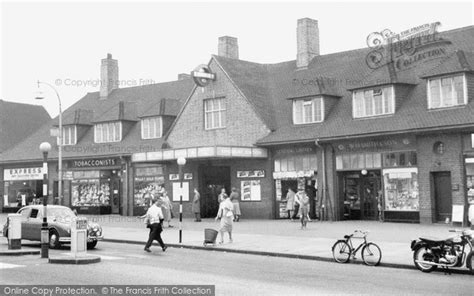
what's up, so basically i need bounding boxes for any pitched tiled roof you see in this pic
[140,98,182,118]
[59,109,93,126]
[420,50,474,78]
[0,78,194,163]
[0,100,51,154]
[213,26,474,145]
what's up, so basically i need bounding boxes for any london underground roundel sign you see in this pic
[191,64,216,87]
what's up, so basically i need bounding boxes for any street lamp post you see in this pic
[177,157,186,244]
[36,81,62,205]
[39,142,51,258]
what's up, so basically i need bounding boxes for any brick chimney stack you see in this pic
[297,18,320,69]
[218,36,239,59]
[100,53,119,99]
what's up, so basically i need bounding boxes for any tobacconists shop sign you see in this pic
[69,158,120,169]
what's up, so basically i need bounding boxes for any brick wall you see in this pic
[167,58,270,148]
[416,133,465,224]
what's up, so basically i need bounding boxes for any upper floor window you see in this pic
[293,97,324,124]
[204,98,226,130]
[94,121,122,143]
[141,117,162,139]
[61,125,77,145]
[427,74,466,109]
[353,86,394,118]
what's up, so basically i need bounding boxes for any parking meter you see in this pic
[71,217,87,257]
[7,214,21,250]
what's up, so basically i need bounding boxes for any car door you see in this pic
[28,208,43,241]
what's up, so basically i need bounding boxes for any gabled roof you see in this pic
[1,78,194,163]
[0,100,51,154]
[211,26,474,146]
[421,50,474,78]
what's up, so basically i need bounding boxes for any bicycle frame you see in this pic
[345,233,368,257]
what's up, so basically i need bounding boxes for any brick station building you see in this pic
[1,19,474,224]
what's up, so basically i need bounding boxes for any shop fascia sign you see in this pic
[274,146,315,156]
[336,136,415,152]
[69,158,120,169]
[4,167,43,181]
[191,64,216,87]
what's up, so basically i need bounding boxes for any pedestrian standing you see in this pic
[297,189,310,229]
[160,191,173,227]
[285,188,296,220]
[218,188,228,204]
[229,187,241,222]
[215,194,234,244]
[144,198,167,252]
[293,190,301,220]
[192,188,201,222]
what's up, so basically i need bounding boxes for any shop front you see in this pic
[132,164,166,216]
[335,136,419,222]
[68,157,123,215]
[272,145,318,219]
[2,166,44,213]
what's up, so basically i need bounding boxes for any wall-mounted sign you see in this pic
[191,64,216,87]
[241,180,261,201]
[237,170,265,178]
[336,137,414,152]
[184,173,193,180]
[169,174,179,181]
[69,158,120,169]
[4,167,43,181]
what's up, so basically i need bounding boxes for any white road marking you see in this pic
[0,262,25,269]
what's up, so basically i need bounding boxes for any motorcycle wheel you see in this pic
[466,251,474,275]
[413,246,437,273]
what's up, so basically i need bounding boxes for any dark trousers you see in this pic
[145,223,165,249]
[292,204,300,219]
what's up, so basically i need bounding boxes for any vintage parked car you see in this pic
[2,205,103,249]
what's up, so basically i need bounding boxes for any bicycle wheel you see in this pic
[332,240,351,263]
[362,243,382,266]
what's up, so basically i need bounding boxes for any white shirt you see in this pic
[146,204,164,224]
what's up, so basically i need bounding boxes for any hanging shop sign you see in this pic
[4,167,43,181]
[237,170,265,178]
[69,158,120,169]
[191,64,216,87]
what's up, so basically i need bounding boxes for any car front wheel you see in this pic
[49,229,61,249]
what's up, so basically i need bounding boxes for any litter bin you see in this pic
[7,214,22,250]
[203,228,218,246]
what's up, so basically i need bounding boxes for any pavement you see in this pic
[0,213,472,273]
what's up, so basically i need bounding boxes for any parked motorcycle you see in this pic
[411,229,473,274]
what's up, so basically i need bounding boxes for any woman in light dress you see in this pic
[160,191,174,227]
[215,194,234,244]
[285,188,296,220]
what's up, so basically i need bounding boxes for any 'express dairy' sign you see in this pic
[4,167,43,181]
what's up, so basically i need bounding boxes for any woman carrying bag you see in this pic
[215,194,234,244]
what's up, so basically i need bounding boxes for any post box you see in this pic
[7,214,22,250]
[71,217,87,257]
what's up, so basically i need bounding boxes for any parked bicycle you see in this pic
[332,230,382,266]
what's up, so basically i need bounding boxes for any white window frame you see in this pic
[352,86,395,118]
[94,122,122,143]
[427,74,467,109]
[204,98,226,130]
[141,117,163,139]
[292,97,324,124]
[471,133,474,149]
[61,125,77,145]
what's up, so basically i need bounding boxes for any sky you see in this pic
[1,0,473,117]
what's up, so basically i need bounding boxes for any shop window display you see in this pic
[133,166,165,212]
[71,171,110,206]
[383,168,419,211]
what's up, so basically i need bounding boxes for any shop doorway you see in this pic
[199,166,231,218]
[110,175,121,214]
[340,170,381,220]
[432,172,452,222]
[278,180,298,219]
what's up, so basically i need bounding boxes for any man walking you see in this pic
[144,198,168,252]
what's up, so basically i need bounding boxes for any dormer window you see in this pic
[141,117,163,139]
[94,121,122,143]
[61,125,77,145]
[293,97,324,124]
[427,74,466,109]
[353,86,394,118]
